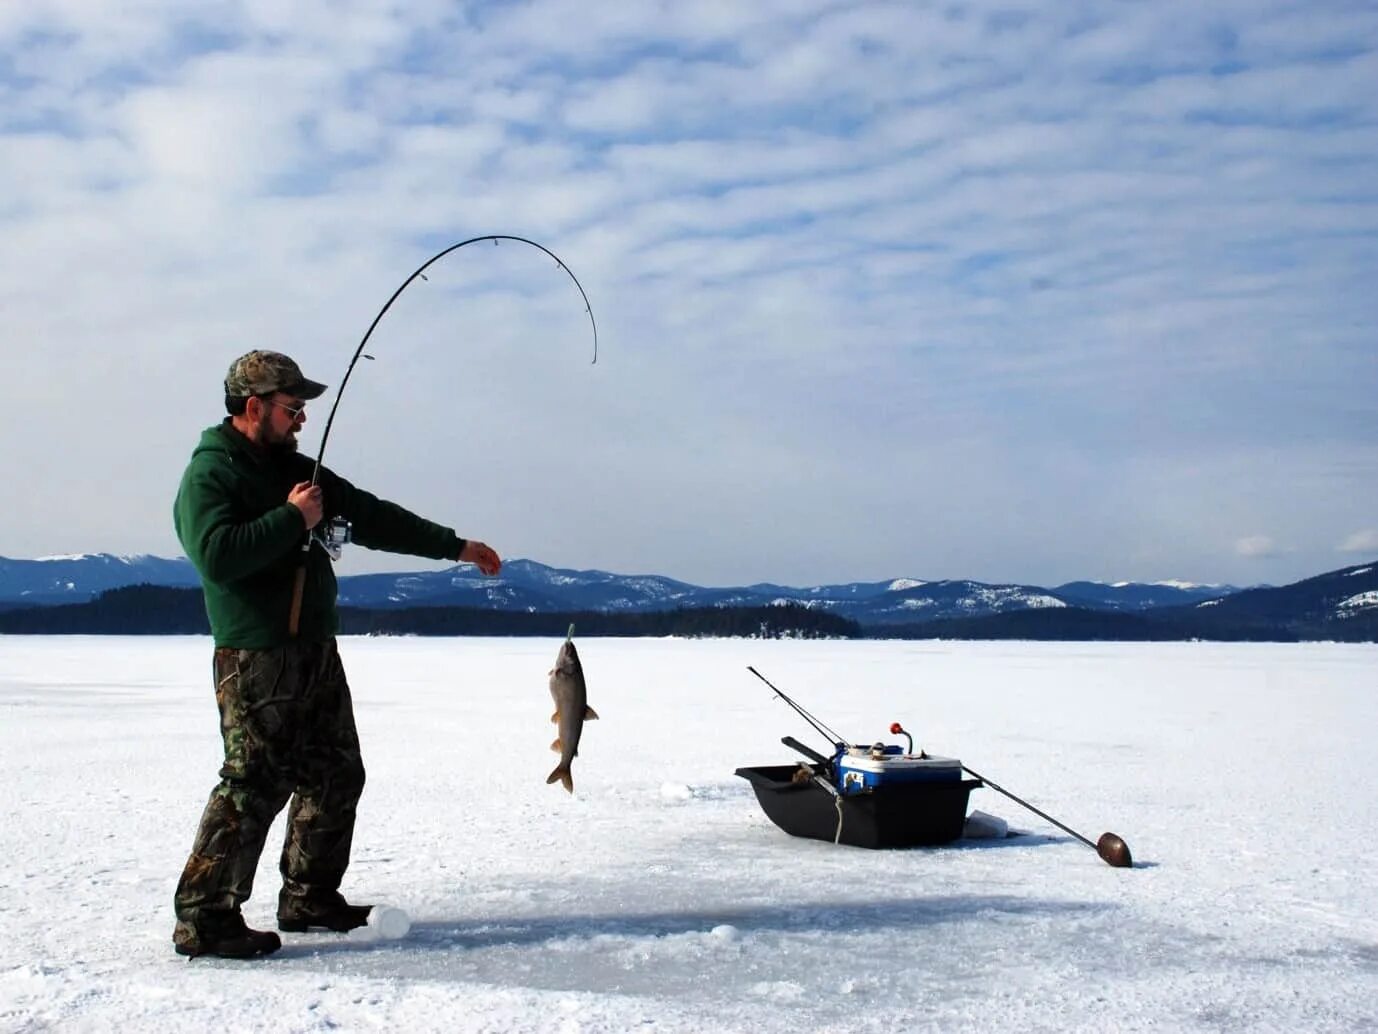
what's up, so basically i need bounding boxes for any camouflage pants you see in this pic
[174,639,366,927]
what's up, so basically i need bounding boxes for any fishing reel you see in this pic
[313,516,353,561]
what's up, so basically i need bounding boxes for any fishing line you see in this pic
[287,234,599,636]
[311,234,598,486]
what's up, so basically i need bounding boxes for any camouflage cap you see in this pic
[224,350,328,399]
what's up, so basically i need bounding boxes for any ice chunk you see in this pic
[963,810,1009,839]
[370,906,411,940]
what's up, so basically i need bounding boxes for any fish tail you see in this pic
[546,765,574,794]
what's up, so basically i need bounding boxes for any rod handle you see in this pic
[781,735,831,766]
[288,564,307,637]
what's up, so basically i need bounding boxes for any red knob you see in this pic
[889,722,904,734]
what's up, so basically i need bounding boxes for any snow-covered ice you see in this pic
[1,636,1376,1032]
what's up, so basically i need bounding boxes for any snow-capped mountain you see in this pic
[1171,561,1378,634]
[334,563,1083,623]
[336,559,707,613]
[1053,580,1239,611]
[0,554,203,608]
[1,554,1373,640]
[332,565,1242,625]
[345,565,1228,624]
[0,553,1247,624]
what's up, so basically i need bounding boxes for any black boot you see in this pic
[174,912,282,959]
[277,889,372,932]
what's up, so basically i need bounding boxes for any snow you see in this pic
[2,636,1377,1033]
[944,587,1065,612]
[1337,591,1378,614]
[1346,567,1373,577]
[1019,594,1067,609]
[31,553,147,564]
[887,579,927,591]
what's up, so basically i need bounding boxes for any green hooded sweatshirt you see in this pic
[174,421,464,647]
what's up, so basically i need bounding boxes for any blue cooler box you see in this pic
[836,750,962,795]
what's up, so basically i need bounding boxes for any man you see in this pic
[171,349,501,959]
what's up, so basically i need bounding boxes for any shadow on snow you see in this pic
[276,892,1112,959]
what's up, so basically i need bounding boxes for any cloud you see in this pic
[1235,536,1283,558]
[0,0,1375,587]
[1339,529,1378,554]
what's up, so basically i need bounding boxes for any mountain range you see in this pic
[0,552,1240,624]
[2,552,1376,641]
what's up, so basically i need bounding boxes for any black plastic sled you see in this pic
[735,764,983,849]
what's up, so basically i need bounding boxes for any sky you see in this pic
[3,636,1377,1030]
[2,0,1376,589]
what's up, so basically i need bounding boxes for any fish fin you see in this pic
[551,710,560,723]
[550,737,562,753]
[584,705,600,720]
[546,765,573,793]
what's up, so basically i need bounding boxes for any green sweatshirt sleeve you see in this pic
[319,466,463,561]
[175,455,307,582]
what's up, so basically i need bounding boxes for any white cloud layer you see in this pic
[1235,536,1282,559]
[1339,529,1378,554]
[2,0,1375,586]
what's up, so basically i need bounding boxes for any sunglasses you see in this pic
[263,397,308,420]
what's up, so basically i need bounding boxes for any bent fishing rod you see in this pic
[288,234,599,635]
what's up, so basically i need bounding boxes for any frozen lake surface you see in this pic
[2,636,1376,1032]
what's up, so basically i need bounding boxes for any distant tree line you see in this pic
[343,600,861,638]
[868,607,1281,642]
[2,583,1373,642]
[0,585,212,635]
[868,605,1378,642]
[0,585,862,639]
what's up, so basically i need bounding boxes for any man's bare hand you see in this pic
[287,481,324,530]
[461,539,502,576]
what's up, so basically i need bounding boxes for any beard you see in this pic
[256,411,300,455]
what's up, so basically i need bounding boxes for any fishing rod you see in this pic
[889,718,1133,868]
[746,666,849,749]
[287,234,599,636]
[960,761,1133,869]
[312,234,597,485]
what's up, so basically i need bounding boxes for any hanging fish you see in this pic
[547,627,599,794]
